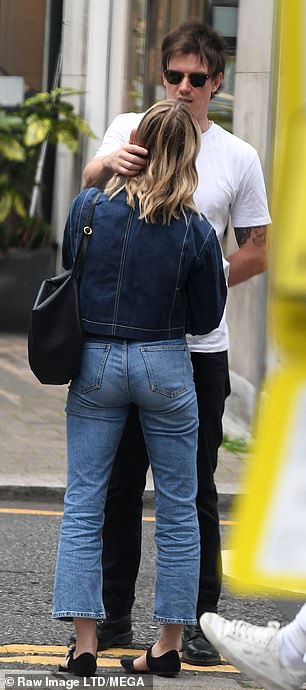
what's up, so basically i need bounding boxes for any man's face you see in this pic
[162,53,222,132]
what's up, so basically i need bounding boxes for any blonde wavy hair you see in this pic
[105,100,202,224]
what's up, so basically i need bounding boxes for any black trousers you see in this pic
[102,350,231,620]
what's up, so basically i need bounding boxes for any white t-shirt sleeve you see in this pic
[231,152,271,228]
[94,112,143,158]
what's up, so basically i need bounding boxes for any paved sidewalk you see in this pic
[0,334,247,504]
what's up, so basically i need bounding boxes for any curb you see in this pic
[0,486,238,511]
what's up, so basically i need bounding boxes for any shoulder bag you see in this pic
[28,191,102,385]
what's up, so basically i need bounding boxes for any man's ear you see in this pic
[129,128,137,144]
[211,71,223,94]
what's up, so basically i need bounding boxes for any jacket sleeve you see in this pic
[185,224,227,335]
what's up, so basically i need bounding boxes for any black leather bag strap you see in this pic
[72,190,103,279]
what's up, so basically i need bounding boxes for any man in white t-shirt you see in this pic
[81,21,271,666]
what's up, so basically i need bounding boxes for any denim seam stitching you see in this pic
[111,207,134,333]
[82,318,185,332]
[197,222,215,255]
[72,344,111,393]
[168,212,193,338]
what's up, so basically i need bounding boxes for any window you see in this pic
[206,1,238,130]
[125,0,147,112]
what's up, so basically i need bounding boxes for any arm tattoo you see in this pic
[234,226,267,248]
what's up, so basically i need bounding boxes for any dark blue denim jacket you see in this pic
[62,187,227,341]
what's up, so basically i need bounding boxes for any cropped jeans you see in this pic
[53,337,200,624]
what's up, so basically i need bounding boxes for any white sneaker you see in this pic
[200,612,306,690]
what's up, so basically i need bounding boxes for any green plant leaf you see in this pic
[222,434,249,455]
[73,115,96,138]
[0,191,13,222]
[24,118,52,146]
[54,115,96,143]
[0,111,24,131]
[48,87,83,99]
[0,86,96,250]
[55,128,79,152]
[0,138,25,160]
[24,87,83,108]
[23,91,51,106]
[13,193,27,218]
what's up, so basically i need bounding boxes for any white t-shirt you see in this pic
[95,112,271,353]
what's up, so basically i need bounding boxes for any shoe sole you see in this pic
[204,646,297,690]
[201,620,298,690]
[181,652,221,667]
[97,630,133,651]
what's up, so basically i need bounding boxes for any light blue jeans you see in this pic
[53,337,200,624]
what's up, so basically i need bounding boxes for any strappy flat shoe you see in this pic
[58,645,97,677]
[120,645,181,677]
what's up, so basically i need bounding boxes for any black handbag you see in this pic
[28,191,102,385]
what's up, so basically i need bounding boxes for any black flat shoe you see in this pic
[58,645,97,677]
[121,645,181,677]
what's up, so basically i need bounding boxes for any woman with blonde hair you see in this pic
[53,99,226,678]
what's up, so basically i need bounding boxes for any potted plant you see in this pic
[0,87,95,331]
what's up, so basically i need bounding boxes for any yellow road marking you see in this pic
[0,508,63,515]
[0,658,239,673]
[0,655,239,672]
[0,509,236,525]
[0,645,239,674]
[0,645,66,654]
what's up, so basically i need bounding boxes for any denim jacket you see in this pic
[62,187,227,341]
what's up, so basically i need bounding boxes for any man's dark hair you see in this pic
[161,21,226,78]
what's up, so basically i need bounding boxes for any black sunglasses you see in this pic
[164,70,210,88]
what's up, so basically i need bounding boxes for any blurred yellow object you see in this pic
[272,108,306,356]
[231,362,306,593]
[230,0,306,592]
[272,109,306,299]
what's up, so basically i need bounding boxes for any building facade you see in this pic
[0,0,276,432]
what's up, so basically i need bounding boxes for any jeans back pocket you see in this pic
[70,343,111,393]
[140,344,190,398]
